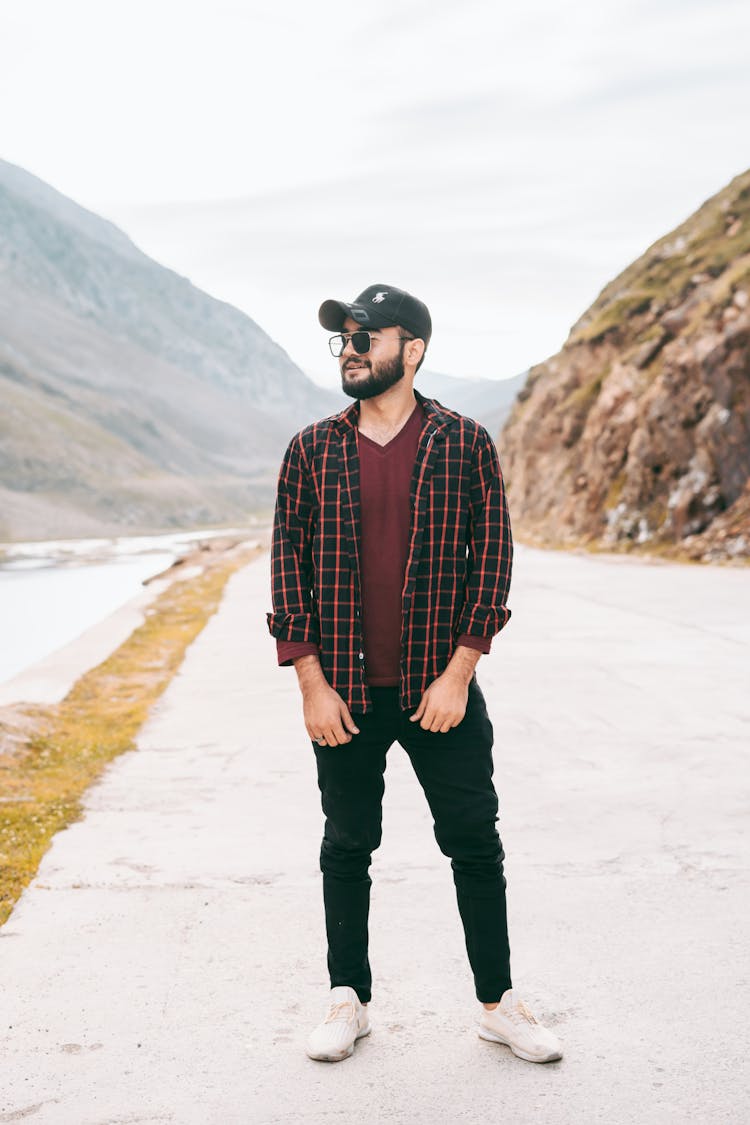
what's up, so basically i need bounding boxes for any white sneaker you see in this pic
[478,989,562,1063]
[306,986,371,1062]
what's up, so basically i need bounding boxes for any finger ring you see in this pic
[316,737,326,745]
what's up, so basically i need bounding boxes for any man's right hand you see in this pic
[293,654,360,746]
[303,681,360,746]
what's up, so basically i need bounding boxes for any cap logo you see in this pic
[372,291,388,303]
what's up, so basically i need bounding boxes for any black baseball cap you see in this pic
[318,284,432,344]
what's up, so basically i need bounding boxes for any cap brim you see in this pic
[318,298,394,332]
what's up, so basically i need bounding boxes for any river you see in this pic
[0,528,252,686]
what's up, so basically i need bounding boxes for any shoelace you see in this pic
[506,999,538,1025]
[324,1000,356,1024]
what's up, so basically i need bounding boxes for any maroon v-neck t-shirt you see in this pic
[357,400,424,684]
[276,400,490,682]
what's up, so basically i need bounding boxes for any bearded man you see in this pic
[267,284,562,1065]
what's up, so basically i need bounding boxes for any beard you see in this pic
[340,348,406,401]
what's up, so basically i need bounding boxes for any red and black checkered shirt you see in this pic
[266,389,513,713]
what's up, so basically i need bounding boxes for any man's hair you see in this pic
[400,327,427,373]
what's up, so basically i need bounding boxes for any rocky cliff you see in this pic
[500,169,750,563]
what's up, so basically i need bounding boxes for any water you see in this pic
[0,528,252,686]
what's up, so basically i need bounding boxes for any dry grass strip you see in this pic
[0,544,262,926]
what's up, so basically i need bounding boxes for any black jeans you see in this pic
[313,678,512,1004]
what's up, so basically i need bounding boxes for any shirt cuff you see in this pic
[455,633,492,655]
[276,640,320,666]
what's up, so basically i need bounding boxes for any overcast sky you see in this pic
[2,0,749,387]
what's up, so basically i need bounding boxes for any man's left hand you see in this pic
[409,670,469,733]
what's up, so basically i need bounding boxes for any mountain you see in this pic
[500,169,750,563]
[0,159,340,542]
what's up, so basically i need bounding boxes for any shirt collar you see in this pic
[332,388,457,434]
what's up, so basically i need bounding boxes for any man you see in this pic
[267,284,562,1065]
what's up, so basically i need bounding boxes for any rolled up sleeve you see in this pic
[454,428,513,641]
[266,434,321,648]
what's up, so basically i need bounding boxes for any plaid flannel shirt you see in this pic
[266,389,513,713]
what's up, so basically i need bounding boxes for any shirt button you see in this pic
[358,652,364,660]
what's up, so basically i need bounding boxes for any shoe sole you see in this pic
[478,1027,562,1064]
[306,1024,371,1063]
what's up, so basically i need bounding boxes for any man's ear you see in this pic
[406,338,425,367]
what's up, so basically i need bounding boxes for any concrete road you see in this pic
[1,546,748,1124]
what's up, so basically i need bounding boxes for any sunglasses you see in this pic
[328,330,414,358]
